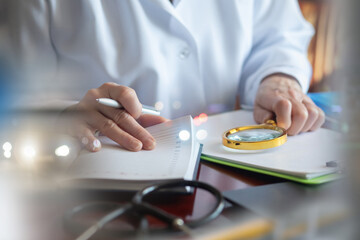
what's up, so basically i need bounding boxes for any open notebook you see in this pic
[198,110,342,184]
[62,116,201,191]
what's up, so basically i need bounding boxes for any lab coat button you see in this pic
[179,48,191,59]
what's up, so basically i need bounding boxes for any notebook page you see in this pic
[65,116,194,181]
[199,110,342,179]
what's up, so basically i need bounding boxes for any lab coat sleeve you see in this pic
[240,0,314,107]
[3,0,61,108]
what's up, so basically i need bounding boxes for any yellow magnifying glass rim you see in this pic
[222,120,287,150]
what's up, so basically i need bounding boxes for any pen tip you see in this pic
[96,99,99,102]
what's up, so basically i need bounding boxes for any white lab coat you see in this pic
[3,0,314,118]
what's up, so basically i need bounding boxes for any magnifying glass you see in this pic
[222,120,287,151]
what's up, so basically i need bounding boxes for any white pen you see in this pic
[96,98,160,116]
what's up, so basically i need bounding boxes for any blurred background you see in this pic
[299,0,338,92]
[0,0,359,239]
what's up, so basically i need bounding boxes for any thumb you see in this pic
[253,106,274,124]
[256,93,292,129]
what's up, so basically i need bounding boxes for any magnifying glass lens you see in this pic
[228,129,282,142]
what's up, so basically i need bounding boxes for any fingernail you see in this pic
[92,139,101,151]
[81,137,89,145]
[130,140,142,151]
[144,139,156,150]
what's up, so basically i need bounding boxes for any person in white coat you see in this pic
[3,0,325,152]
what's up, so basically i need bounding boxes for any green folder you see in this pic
[201,155,340,185]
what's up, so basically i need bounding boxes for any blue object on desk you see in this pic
[308,92,341,130]
[307,92,341,117]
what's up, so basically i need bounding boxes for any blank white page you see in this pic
[199,110,342,179]
[65,116,194,181]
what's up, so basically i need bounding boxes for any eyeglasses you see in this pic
[63,180,225,239]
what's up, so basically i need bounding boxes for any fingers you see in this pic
[301,100,319,132]
[309,107,325,131]
[71,83,159,152]
[255,76,327,135]
[286,101,308,135]
[273,98,292,130]
[76,123,102,152]
[137,114,169,128]
[256,90,325,135]
[270,98,324,136]
[65,83,165,152]
[99,107,156,150]
[86,110,143,151]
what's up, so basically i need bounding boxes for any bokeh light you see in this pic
[2,142,12,152]
[55,145,70,157]
[22,145,36,159]
[194,116,202,126]
[194,113,208,126]
[179,130,190,141]
[3,151,11,159]
[196,129,208,141]
[155,101,164,111]
[198,113,208,123]
[172,101,182,110]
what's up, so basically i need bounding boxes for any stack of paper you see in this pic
[198,110,342,184]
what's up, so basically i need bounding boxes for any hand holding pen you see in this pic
[62,82,167,152]
[96,98,160,116]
